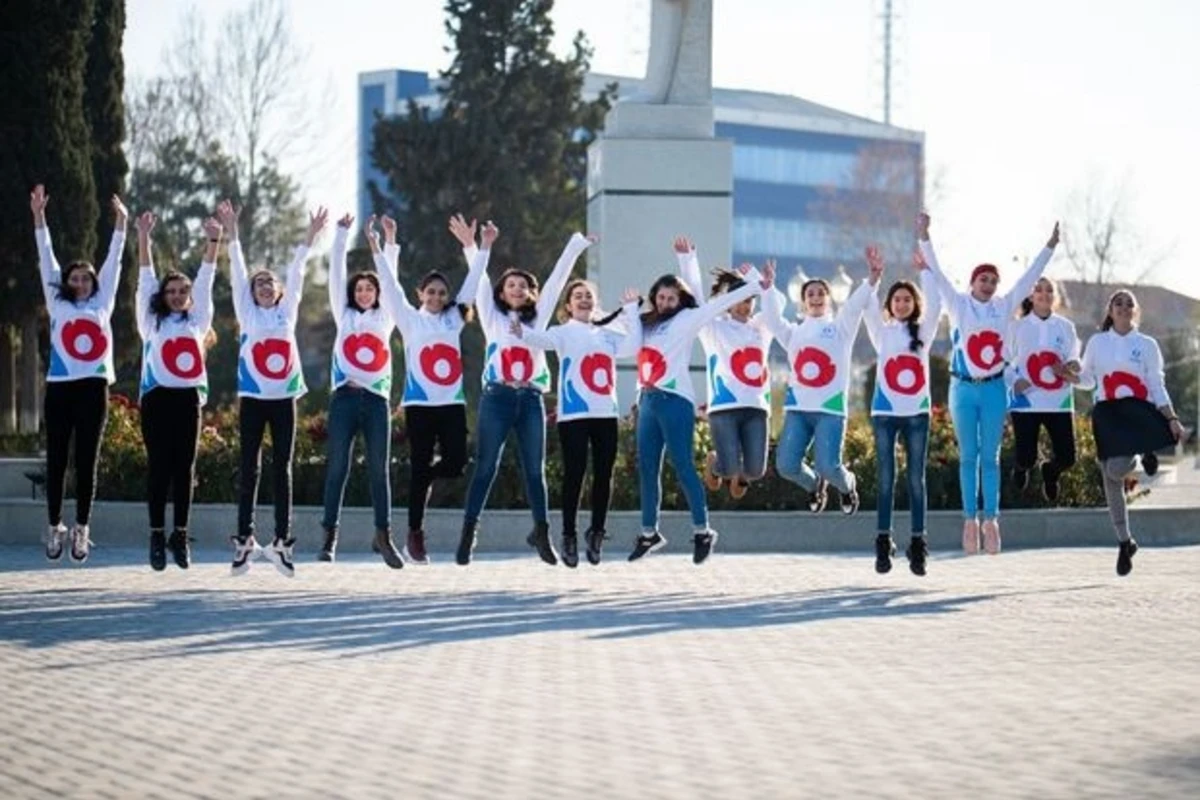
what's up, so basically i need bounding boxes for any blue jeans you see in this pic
[638,389,708,531]
[949,376,1007,518]
[322,387,391,532]
[776,410,854,493]
[464,384,548,525]
[709,408,768,479]
[872,414,930,535]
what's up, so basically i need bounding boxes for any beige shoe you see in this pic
[703,452,722,491]
[729,478,749,499]
[981,518,1002,555]
[962,518,980,555]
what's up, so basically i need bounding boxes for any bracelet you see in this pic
[1166,416,1180,423]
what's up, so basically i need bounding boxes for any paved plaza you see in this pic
[1,544,1198,800]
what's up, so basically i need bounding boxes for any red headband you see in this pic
[971,263,999,283]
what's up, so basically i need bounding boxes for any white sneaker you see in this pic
[230,534,262,576]
[45,523,67,562]
[68,524,93,564]
[262,537,296,578]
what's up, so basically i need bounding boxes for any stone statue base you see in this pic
[586,129,733,409]
[602,102,714,140]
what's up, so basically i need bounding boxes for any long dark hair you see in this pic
[55,261,99,303]
[640,274,698,327]
[418,270,474,322]
[492,268,539,324]
[884,280,925,353]
[149,272,192,329]
[708,267,746,298]
[346,271,381,311]
[1100,289,1139,332]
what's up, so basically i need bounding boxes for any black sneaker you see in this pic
[628,531,666,561]
[167,529,191,569]
[584,527,607,566]
[526,522,559,566]
[230,534,261,576]
[1013,467,1030,491]
[149,529,167,572]
[1042,464,1061,503]
[373,529,405,569]
[263,536,297,578]
[807,478,828,513]
[874,533,895,574]
[318,526,337,562]
[1142,453,1159,476]
[906,536,928,577]
[561,533,579,569]
[1116,538,1138,577]
[692,530,718,565]
[840,485,860,516]
[456,521,478,566]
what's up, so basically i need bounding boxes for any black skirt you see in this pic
[1090,398,1176,460]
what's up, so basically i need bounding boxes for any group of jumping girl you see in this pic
[32,184,1188,578]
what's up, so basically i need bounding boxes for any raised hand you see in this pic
[735,262,752,277]
[481,220,500,248]
[760,259,777,290]
[337,212,354,230]
[135,211,157,237]
[621,287,641,305]
[673,235,693,254]
[363,215,379,249]
[912,247,929,271]
[202,217,223,242]
[448,213,477,248]
[380,214,398,243]
[30,185,48,223]
[865,245,885,286]
[916,212,931,242]
[306,206,329,246]
[1046,221,1061,249]
[111,195,128,227]
[216,200,239,239]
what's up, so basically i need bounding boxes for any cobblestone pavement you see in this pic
[1,545,1198,800]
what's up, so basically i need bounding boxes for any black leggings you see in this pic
[140,387,201,531]
[557,417,619,535]
[405,404,469,531]
[45,378,109,527]
[238,397,296,540]
[1011,411,1077,479]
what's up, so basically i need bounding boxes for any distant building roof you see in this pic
[1057,280,1200,335]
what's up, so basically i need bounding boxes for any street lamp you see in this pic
[787,265,808,307]
[829,264,854,307]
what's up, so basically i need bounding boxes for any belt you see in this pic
[950,371,1004,385]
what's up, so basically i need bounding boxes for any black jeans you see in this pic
[557,417,619,535]
[405,404,469,531]
[1011,411,1076,478]
[44,378,109,526]
[238,397,297,540]
[140,387,201,530]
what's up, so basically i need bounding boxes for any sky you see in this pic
[123,0,1200,299]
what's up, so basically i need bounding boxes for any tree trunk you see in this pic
[18,317,41,435]
[0,325,15,434]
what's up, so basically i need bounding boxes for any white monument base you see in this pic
[586,133,733,411]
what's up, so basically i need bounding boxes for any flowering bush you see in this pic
[88,393,1107,511]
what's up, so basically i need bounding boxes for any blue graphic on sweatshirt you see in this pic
[707,354,738,407]
[403,369,429,403]
[559,358,589,415]
[872,384,894,413]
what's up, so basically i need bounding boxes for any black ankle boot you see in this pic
[527,521,558,566]
[318,526,337,562]
[373,529,404,569]
[167,529,191,569]
[561,532,579,568]
[584,527,607,566]
[149,529,167,572]
[456,520,478,566]
[874,533,895,574]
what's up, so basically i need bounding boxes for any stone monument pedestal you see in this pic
[586,125,733,410]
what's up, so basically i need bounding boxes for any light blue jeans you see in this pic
[949,376,1007,518]
[463,383,548,526]
[638,389,708,531]
[709,407,769,479]
[776,410,854,494]
[872,414,930,534]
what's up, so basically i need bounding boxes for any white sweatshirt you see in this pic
[1005,312,1080,413]
[919,240,1054,380]
[761,280,874,416]
[136,260,216,404]
[863,271,944,417]
[230,239,308,400]
[625,280,764,406]
[376,242,489,407]
[1076,328,1171,407]
[521,305,641,421]
[470,233,592,392]
[37,224,125,384]
[675,249,774,414]
[328,225,405,399]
